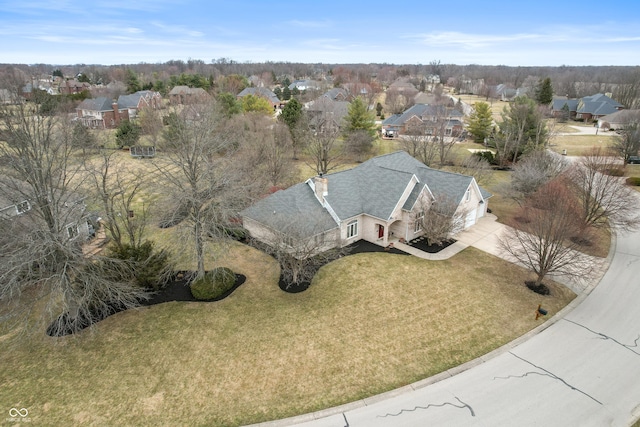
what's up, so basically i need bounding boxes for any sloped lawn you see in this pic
[0,243,575,426]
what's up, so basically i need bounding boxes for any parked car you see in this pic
[628,156,640,164]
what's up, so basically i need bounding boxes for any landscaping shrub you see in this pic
[108,241,171,290]
[604,167,624,177]
[190,267,236,300]
[474,150,496,165]
[626,176,640,186]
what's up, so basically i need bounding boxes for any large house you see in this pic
[381,104,464,138]
[236,87,281,110]
[76,90,161,128]
[241,151,491,255]
[168,86,211,105]
[552,93,624,122]
[305,95,350,130]
[0,179,94,243]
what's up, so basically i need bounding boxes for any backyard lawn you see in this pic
[0,235,575,426]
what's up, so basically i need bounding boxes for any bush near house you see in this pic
[190,267,236,300]
[626,177,640,186]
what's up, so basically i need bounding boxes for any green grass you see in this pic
[0,240,575,426]
[549,134,612,156]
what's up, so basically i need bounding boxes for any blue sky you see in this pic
[1,0,639,66]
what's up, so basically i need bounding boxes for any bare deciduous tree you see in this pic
[508,150,569,201]
[0,100,147,336]
[449,155,494,187]
[302,112,343,175]
[499,178,595,288]
[251,218,346,289]
[609,114,640,165]
[414,195,467,246]
[569,148,640,231]
[156,102,247,278]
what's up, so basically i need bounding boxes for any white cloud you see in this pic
[288,19,333,29]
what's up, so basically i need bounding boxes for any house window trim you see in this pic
[414,211,424,233]
[66,223,79,240]
[346,220,358,239]
[465,189,471,202]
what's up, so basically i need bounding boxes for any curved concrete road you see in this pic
[254,197,640,427]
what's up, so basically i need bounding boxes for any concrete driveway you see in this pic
[249,196,640,427]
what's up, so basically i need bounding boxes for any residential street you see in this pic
[254,194,640,427]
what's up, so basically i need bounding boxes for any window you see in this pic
[465,189,471,202]
[67,224,79,239]
[16,200,30,214]
[346,220,358,239]
[414,211,424,233]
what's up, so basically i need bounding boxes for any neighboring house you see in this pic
[0,88,19,104]
[494,84,527,102]
[168,86,211,105]
[76,97,129,129]
[551,97,580,120]
[288,79,321,91]
[241,151,491,255]
[381,103,464,137]
[236,87,281,110]
[0,179,93,242]
[323,88,348,101]
[387,79,418,94]
[597,109,640,130]
[117,90,162,119]
[59,79,91,95]
[76,90,162,127]
[575,93,624,122]
[305,95,350,130]
[552,93,624,122]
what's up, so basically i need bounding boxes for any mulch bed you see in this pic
[404,237,456,253]
[142,272,246,305]
[47,272,246,337]
[526,280,551,295]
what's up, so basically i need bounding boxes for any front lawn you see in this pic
[0,240,575,426]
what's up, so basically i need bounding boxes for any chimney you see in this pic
[112,100,120,126]
[313,175,328,204]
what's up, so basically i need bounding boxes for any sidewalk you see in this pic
[391,213,505,261]
[391,213,607,295]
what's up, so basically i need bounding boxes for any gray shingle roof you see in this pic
[381,104,463,128]
[241,151,492,236]
[77,97,113,112]
[240,183,338,238]
[552,98,579,112]
[237,87,279,105]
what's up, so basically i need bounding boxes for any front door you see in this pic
[378,224,384,239]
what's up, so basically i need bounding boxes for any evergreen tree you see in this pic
[466,102,494,144]
[125,69,141,94]
[344,97,376,137]
[282,86,291,100]
[376,102,383,117]
[273,86,282,100]
[535,77,553,105]
[280,98,302,131]
[115,120,142,148]
[217,92,242,118]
